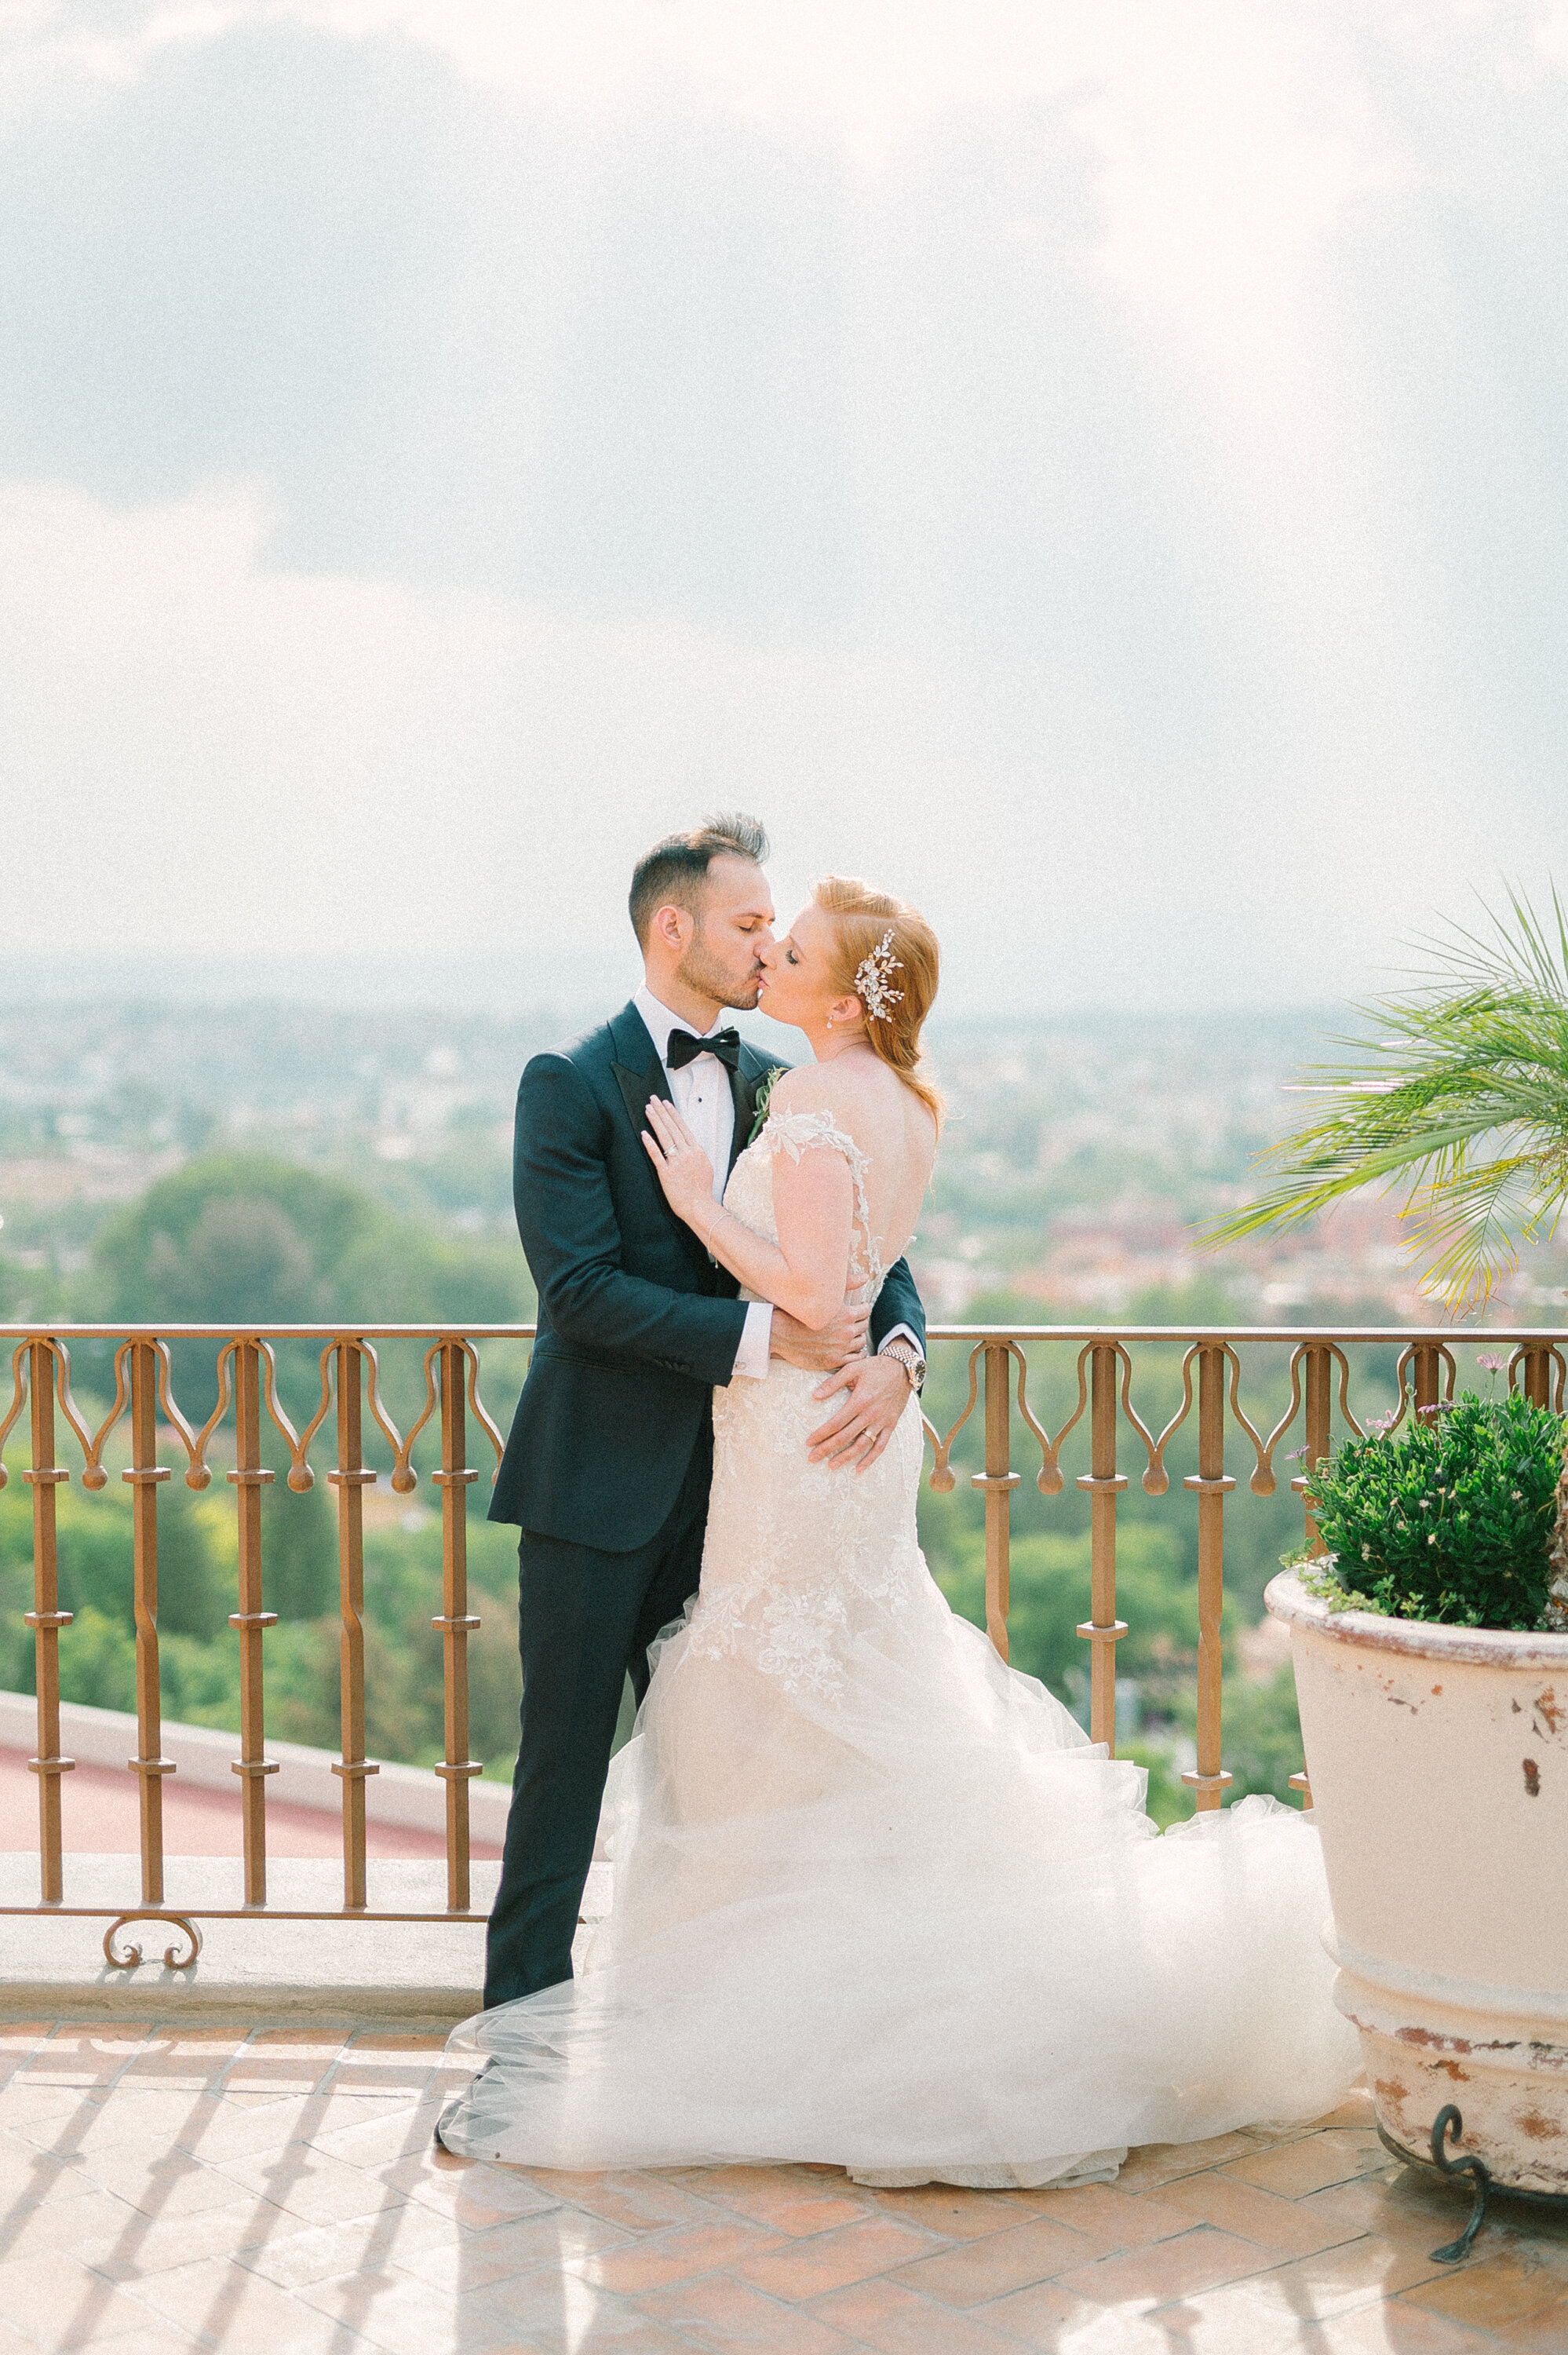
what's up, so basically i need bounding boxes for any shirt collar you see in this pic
[633,984,729,1069]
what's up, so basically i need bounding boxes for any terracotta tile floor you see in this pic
[0,2023,1564,2353]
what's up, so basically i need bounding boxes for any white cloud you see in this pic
[4,476,1560,1013]
[2,7,1566,1010]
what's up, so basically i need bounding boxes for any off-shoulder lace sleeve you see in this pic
[763,1108,865,1170]
[763,1108,880,1286]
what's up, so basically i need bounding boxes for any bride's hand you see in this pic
[642,1097,717,1231]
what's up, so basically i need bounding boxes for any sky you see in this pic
[3,1,1568,1015]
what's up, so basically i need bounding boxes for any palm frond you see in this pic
[1205,883,1568,1309]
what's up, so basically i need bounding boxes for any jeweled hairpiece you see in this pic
[854,928,905,1023]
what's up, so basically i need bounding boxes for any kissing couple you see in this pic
[439,814,1356,2185]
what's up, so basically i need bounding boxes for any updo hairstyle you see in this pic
[812,875,943,1129]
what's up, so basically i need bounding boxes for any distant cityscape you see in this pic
[2,995,1563,1327]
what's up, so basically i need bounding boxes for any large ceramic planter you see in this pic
[1266,1570,1568,2195]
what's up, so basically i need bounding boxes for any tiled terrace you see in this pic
[1,2024,1564,2355]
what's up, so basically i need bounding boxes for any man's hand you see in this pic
[808,1352,917,1472]
[770,1305,870,1372]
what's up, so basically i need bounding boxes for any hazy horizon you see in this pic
[0,954,1362,1035]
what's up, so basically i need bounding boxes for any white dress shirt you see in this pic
[632,984,918,1387]
[633,985,772,1382]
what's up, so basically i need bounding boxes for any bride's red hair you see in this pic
[813,876,943,1131]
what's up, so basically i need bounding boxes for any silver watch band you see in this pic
[881,1340,926,1393]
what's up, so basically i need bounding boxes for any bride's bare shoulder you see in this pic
[768,1060,877,1122]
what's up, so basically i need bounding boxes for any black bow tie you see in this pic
[665,1026,741,1074]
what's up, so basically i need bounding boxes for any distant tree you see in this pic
[57,1605,137,1713]
[86,1155,532,1425]
[156,1492,232,1639]
[92,1153,531,1329]
[93,1156,381,1326]
[932,1523,1199,1706]
[261,1478,337,1621]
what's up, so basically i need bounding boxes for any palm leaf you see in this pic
[1205,885,1568,1309]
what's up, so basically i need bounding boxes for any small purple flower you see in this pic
[1475,1353,1506,1374]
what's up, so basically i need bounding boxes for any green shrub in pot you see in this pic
[1293,1391,1565,1631]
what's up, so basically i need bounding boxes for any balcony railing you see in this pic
[2,1322,1564,1970]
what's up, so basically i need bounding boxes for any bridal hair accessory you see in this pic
[854,929,905,1023]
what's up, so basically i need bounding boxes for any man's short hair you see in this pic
[628,813,770,947]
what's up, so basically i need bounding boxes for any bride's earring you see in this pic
[825,1015,834,1028]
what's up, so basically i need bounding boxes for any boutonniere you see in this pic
[747,1066,787,1146]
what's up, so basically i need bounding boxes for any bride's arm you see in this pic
[641,1094,853,1330]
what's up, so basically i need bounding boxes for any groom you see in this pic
[483,813,928,2006]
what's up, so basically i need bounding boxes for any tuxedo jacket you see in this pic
[489,999,927,1553]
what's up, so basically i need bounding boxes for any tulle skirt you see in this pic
[440,1393,1357,2183]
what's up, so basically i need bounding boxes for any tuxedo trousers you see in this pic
[483,1426,713,2008]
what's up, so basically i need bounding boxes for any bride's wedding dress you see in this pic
[441,1110,1358,2182]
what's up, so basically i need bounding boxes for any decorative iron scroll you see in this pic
[1390,1342,1457,1433]
[1016,1342,1089,1496]
[381,1334,508,1485]
[5,1317,1566,1966]
[1507,1342,1567,1411]
[0,1342,28,1484]
[103,1911,202,1970]
[361,1341,417,1492]
[159,1337,224,1488]
[49,1342,111,1488]
[464,1339,508,1473]
[922,1345,982,1493]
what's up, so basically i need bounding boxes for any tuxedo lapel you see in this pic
[607,1003,708,1269]
[727,1057,760,1178]
[609,1003,672,1140]
[613,1051,670,1137]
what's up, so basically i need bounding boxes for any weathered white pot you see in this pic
[1266,1569,1568,2195]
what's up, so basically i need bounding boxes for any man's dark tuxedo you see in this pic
[483,999,925,2006]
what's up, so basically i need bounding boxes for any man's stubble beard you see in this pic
[676,931,764,1013]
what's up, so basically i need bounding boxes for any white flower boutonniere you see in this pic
[747,1065,788,1147]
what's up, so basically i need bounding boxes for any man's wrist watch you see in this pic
[881,1339,926,1394]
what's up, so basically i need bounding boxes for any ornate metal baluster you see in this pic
[1182,1342,1234,1813]
[1077,1342,1128,1752]
[973,1341,1019,1660]
[330,1341,379,1908]
[126,1339,173,1904]
[25,1342,73,1901]
[1518,1342,1553,1409]
[1295,1344,1332,1556]
[433,1341,482,1914]
[1285,1341,1334,1809]
[228,1340,279,1905]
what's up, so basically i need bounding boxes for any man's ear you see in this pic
[651,902,691,953]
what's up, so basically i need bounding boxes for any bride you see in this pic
[439,876,1358,2185]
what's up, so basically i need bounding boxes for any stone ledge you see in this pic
[0,1853,499,2024]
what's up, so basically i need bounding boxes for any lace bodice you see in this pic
[666,1105,924,1703]
[724,1108,884,1304]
